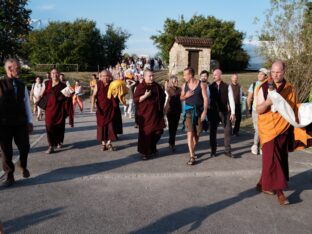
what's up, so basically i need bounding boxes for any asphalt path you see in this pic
[0,104,312,234]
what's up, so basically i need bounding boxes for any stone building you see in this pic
[169,36,213,75]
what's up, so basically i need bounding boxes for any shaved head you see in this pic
[213,69,222,82]
[271,60,285,84]
[99,70,111,84]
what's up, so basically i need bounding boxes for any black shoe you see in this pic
[210,152,217,157]
[169,144,175,152]
[22,169,30,178]
[225,152,235,158]
[1,174,15,187]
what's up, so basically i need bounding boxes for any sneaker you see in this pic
[251,145,258,155]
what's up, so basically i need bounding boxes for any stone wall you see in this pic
[169,42,211,75]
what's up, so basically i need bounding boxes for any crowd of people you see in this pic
[1,57,311,206]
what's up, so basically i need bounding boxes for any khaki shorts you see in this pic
[184,111,203,134]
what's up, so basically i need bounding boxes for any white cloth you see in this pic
[33,83,43,97]
[228,85,235,115]
[268,90,312,128]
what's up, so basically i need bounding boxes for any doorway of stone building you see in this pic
[188,50,199,74]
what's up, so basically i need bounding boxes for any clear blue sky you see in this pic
[28,0,271,56]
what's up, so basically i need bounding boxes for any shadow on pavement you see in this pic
[131,169,312,233]
[3,207,65,234]
[2,154,140,189]
[131,187,257,234]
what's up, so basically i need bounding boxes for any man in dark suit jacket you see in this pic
[0,58,33,187]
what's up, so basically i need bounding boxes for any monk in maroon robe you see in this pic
[91,70,117,151]
[44,69,71,154]
[134,69,166,159]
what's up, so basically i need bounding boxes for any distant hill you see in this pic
[243,41,265,70]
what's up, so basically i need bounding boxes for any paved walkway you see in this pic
[0,104,312,234]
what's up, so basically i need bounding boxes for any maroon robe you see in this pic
[44,80,68,147]
[134,81,166,156]
[96,81,117,142]
[113,98,123,135]
[257,81,290,191]
[258,131,290,191]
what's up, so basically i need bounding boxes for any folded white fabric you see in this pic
[268,90,312,128]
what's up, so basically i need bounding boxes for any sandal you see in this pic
[107,143,114,151]
[187,157,195,165]
[102,145,107,151]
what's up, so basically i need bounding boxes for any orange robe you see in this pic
[257,79,312,191]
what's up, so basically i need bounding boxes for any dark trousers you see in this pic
[167,112,180,146]
[233,104,241,135]
[209,111,232,153]
[0,124,30,175]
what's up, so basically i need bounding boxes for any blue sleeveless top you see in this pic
[184,80,203,109]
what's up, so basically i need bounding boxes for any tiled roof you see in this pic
[174,36,213,48]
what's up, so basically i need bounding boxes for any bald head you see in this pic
[99,70,111,84]
[144,69,154,84]
[213,69,222,82]
[271,60,285,84]
[231,74,238,85]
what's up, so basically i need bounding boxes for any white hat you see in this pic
[259,68,269,75]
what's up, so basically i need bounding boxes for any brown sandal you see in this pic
[102,145,107,151]
[107,143,114,151]
[187,157,195,165]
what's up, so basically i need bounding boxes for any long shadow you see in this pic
[3,207,64,233]
[65,125,97,133]
[132,169,312,234]
[1,153,140,189]
[132,187,257,234]
[287,169,312,204]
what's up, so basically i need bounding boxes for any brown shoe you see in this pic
[278,194,290,205]
[22,169,30,178]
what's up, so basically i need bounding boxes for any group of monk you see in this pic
[1,58,312,206]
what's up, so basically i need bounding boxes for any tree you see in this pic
[0,0,32,63]
[257,0,312,102]
[24,19,130,70]
[102,24,131,67]
[151,15,249,71]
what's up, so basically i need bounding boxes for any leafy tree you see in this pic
[151,15,249,71]
[257,0,312,102]
[24,19,130,70]
[102,24,130,67]
[0,0,32,63]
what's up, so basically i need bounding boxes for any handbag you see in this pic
[36,80,53,110]
[36,94,50,110]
